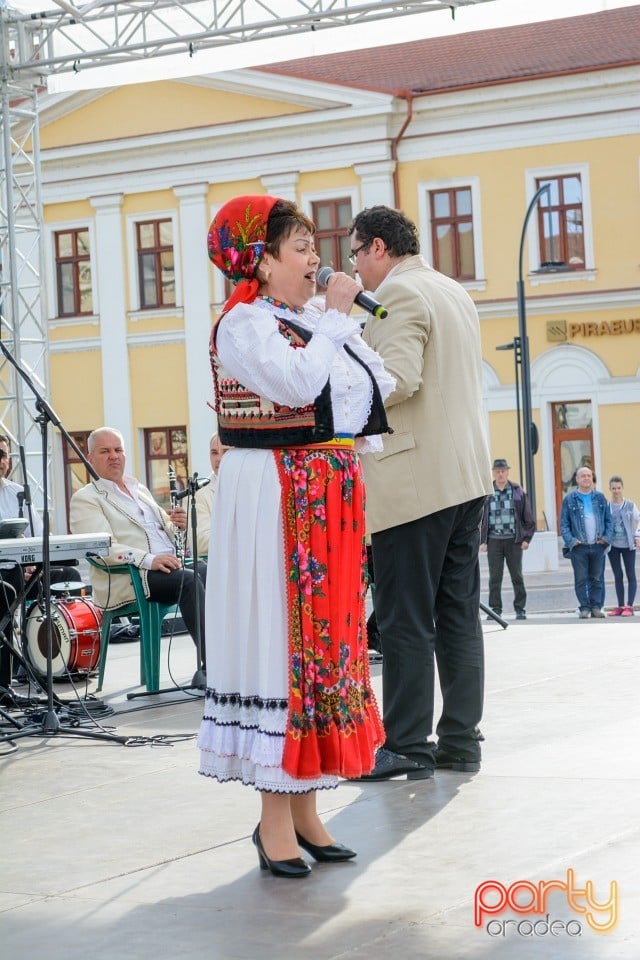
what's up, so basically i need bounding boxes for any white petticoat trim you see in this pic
[197,701,340,793]
[198,754,340,794]
[198,717,285,769]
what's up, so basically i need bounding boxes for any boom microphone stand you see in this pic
[126,472,209,700]
[0,340,120,744]
[480,601,508,630]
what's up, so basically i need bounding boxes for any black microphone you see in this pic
[316,266,388,320]
[174,477,210,502]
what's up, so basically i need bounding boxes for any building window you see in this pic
[62,431,91,530]
[536,175,585,270]
[136,219,176,309]
[144,427,188,509]
[312,199,353,273]
[54,229,93,317]
[429,187,475,280]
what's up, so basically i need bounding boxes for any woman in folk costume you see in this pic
[197,195,395,878]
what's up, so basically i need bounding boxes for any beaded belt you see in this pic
[294,433,355,450]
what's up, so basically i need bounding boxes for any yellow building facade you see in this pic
[35,13,640,536]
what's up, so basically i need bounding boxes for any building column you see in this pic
[354,161,396,209]
[261,172,299,202]
[174,183,215,478]
[89,194,133,456]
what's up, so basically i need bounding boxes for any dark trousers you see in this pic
[147,561,207,666]
[608,546,637,607]
[371,497,485,768]
[570,543,606,611]
[487,537,526,613]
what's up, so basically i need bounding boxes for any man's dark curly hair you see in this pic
[349,206,419,258]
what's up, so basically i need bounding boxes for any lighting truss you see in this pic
[6,1,494,77]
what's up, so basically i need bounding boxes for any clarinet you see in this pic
[168,465,185,563]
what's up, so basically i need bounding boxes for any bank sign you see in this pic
[547,319,640,341]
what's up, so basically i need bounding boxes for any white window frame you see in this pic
[44,219,99,325]
[524,163,595,285]
[301,188,360,272]
[418,177,485,291]
[126,210,182,316]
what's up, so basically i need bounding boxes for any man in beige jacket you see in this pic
[351,206,492,780]
[70,427,207,669]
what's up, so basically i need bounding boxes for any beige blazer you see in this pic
[70,479,177,610]
[361,255,492,534]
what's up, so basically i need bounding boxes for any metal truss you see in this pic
[6,1,493,76]
[0,0,490,516]
[0,68,50,500]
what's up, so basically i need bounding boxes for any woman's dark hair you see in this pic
[609,475,624,485]
[349,205,419,257]
[266,200,315,257]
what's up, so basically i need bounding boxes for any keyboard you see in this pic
[0,533,110,565]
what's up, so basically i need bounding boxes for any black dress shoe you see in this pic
[252,825,311,878]
[515,610,527,620]
[295,832,356,862]
[352,747,433,781]
[435,749,480,773]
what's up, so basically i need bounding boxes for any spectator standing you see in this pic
[480,458,536,620]
[607,475,639,616]
[560,466,613,619]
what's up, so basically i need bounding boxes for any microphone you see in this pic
[174,477,210,502]
[316,266,388,320]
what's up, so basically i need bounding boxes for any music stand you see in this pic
[126,472,208,701]
[0,340,120,744]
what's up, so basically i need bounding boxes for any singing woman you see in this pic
[197,195,394,877]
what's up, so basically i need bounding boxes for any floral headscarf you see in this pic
[207,194,280,314]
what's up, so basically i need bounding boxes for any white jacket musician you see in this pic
[69,428,207,667]
[70,477,178,611]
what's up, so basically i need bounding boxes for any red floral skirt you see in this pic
[274,447,384,780]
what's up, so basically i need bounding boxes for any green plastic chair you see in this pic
[88,560,176,692]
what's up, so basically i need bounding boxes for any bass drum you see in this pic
[26,597,102,679]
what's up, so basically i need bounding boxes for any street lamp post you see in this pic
[516,183,552,521]
[496,337,523,483]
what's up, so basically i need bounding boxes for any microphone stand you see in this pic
[0,340,119,744]
[480,601,508,630]
[126,472,207,700]
[17,446,36,535]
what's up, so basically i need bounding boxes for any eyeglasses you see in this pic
[348,240,372,266]
[0,451,7,460]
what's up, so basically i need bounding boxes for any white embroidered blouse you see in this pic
[216,298,395,452]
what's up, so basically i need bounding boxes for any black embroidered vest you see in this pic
[210,314,389,448]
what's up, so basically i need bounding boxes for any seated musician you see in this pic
[0,435,82,695]
[193,432,229,558]
[69,427,206,669]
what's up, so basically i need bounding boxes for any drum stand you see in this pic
[127,473,207,701]
[0,341,123,746]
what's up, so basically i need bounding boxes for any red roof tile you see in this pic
[256,6,640,95]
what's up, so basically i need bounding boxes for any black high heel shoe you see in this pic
[295,831,357,862]
[252,825,311,878]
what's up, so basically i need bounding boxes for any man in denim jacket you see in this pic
[560,467,613,618]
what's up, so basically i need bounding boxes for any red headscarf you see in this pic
[207,194,280,314]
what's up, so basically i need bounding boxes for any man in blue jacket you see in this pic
[560,467,613,618]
